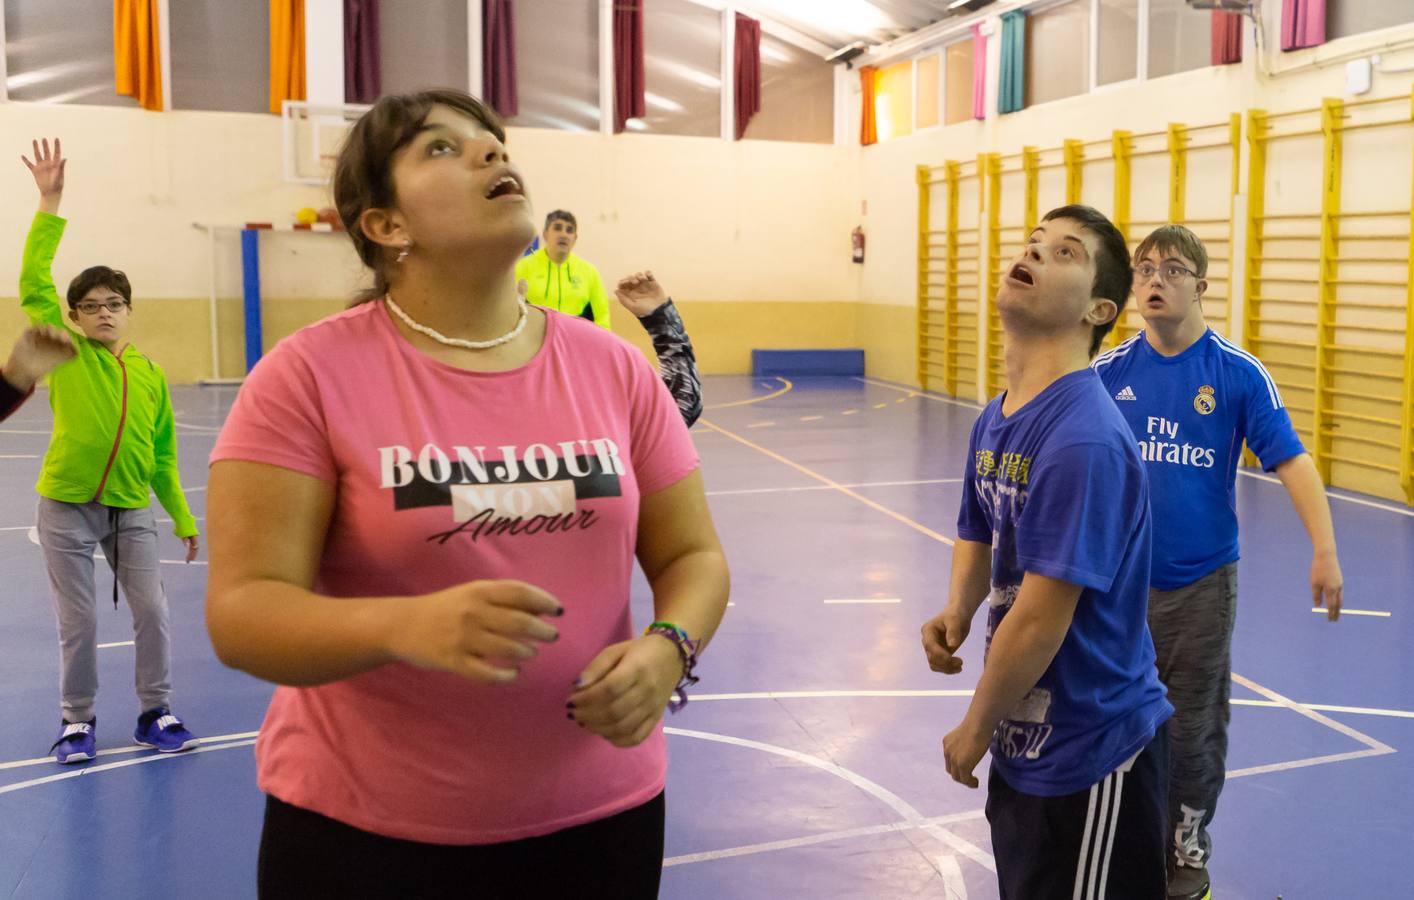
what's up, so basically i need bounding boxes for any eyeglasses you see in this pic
[1134,262,1199,285]
[74,299,129,315]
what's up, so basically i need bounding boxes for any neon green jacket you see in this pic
[20,212,197,537]
[515,248,611,329]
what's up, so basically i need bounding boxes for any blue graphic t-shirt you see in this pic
[958,368,1172,797]
[1093,330,1306,590]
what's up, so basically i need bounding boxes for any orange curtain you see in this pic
[859,66,878,146]
[270,0,307,114]
[113,0,163,111]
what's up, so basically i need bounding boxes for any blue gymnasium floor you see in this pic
[0,375,1410,899]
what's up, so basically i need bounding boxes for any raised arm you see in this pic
[615,271,702,427]
[19,138,69,327]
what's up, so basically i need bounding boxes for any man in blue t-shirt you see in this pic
[1093,224,1344,900]
[922,205,1173,899]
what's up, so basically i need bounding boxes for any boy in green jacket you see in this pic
[21,138,200,764]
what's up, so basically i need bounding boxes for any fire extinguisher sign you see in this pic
[851,226,865,264]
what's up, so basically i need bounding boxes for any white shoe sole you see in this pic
[56,750,95,765]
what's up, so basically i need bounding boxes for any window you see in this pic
[1097,0,1140,86]
[170,0,268,113]
[1329,1,1414,41]
[916,53,941,129]
[4,0,138,106]
[380,0,468,98]
[636,0,721,137]
[1148,0,1211,79]
[741,37,834,143]
[1025,1,1090,106]
[944,38,975,125]
[875,59,914,141]
[508,0,599,131]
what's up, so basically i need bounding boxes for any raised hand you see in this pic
[614,271,669,318]
[3,325,77,392]
[22,138,66,204]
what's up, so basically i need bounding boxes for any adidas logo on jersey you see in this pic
[1115,386,1137,401]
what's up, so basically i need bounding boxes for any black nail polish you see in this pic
[566,701,576,709]
[566,712,575,720]
[554,607,566,617]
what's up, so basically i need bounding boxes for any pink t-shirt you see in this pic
[210,300,699,845]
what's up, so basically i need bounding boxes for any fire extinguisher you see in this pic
[851,226,865,264]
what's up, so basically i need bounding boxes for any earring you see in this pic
[396,239,412,264]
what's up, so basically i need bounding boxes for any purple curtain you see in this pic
[483,0,517,117]
[734,13,761,140]
[1281,0,1325,51]
[1211,11,1242,65]
[614,0,645,133]
[343,0,379,103]
[971,23,986,120]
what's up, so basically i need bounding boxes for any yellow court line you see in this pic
[699,419,955,546]
[704,377,794,410]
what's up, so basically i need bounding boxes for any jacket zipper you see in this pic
[92,352,129,502]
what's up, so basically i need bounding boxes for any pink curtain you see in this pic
[1281,0,1325,51]
[613,0,645,133]
[971,23,986,120]
[483,0,517,116]
[1211,11,1242,65]
[734,14,761,140]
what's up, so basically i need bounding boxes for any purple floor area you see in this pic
[1,375,1409,899]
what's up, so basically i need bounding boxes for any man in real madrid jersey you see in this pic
[1093,224,1345,900]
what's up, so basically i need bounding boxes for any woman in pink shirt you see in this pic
[206,89,730,899]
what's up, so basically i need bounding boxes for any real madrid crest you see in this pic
[1194,384,1216,415]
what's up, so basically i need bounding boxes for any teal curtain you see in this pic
[998,10,1026,115]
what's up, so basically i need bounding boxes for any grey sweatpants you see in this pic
[36,497,173,723]
[1148,561,1237,873]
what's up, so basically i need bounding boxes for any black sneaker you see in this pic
[1168,865,1211,900]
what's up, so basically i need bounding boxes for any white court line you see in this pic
[665,726,996,873]
[182,485,206,493]
[172,422,221,433]
[1227,673,1397,778]
[938,853,969,900]
[663,809,987,868]
[699,420,955,547]
[0,454,39,459]
[0,430,53,435]
[824,598,903,605]
[800,415,824,422]
[1312,607,1390,617]
[0,731,259,772]
[97,641,134,649]
[1238,469,1414,518]
[0,738,257,795]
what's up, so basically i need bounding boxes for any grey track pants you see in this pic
[36,497,173,723]
[1148,561,1238,872]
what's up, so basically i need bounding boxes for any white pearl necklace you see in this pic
[383,293,529,350]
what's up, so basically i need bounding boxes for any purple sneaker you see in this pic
[134,708,198,753]
[51,718,97,765]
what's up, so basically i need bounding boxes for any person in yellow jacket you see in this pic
[20,138,200,764]
[515,210,611,328]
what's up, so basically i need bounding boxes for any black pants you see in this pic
[987,724,1170,900]
[258,792,666,900]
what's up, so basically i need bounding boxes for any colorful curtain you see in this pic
[270,0,307,115]
[1211,11,1243,65]
[484,0,518,117]
[344,0,380,104]
[114,0,163,111]
[859,66,878,146]
[971,23,987,120]
[998,11,1025,115]
[734,14,762,140]
[1281,0,1325,51]
[613,0,645,133]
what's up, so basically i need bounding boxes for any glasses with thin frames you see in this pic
[75,299,129,315]
[1133,262,1199,285]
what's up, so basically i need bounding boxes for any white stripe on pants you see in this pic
[36,497,172,722]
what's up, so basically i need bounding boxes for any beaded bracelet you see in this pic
[644,620,701,713]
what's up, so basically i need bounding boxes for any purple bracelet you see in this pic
[644,623,701,713]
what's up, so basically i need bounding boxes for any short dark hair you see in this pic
[333,88,506,304]
[66,266,132,310]
[1040,204,1132,357]
[544,210,577,231]
[1134,224,1208,278]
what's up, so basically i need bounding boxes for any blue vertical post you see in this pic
[240,228,264,372]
